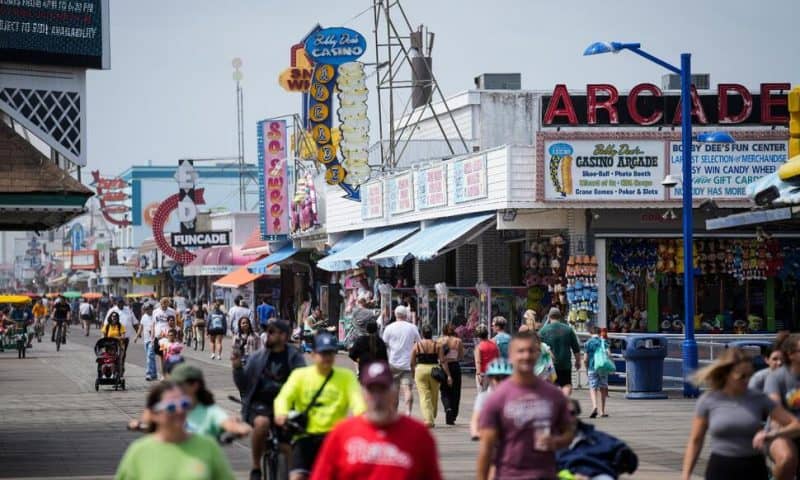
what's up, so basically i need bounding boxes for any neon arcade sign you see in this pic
[541,83,790,126]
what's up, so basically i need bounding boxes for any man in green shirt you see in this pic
[274,332,365,480]
[539,307,581,396]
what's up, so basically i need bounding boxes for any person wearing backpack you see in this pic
[207,301,228,360]
[584,326,612,418]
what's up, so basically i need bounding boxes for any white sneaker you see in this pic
[210,353,216,359]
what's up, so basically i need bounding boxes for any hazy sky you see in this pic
[86,0,799,177]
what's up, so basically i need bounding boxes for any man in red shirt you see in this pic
[309,360,443,480]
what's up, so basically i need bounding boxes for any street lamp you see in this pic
[584,41,735,398]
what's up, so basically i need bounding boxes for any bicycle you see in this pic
[55,320,67,352]
[229,395,294,480]
[13,326,26,359]
[183,322,193,347]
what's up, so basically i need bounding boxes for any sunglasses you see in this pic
[153,396,192,414]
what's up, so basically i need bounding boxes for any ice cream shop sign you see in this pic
[541,83,789,126]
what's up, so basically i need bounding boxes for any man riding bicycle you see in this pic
[51,296,71,344]
[274,332,365,480]
[232,319,305,480]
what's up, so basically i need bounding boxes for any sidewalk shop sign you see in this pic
[668,140,788,199]
[91,171,131,227]
[361,181,384,220]
[388,172,414,214]
[416,165,447,210]
[453,155,488,203]
[257,119,290,241]
[544,140,665,201]
[542,83,790,126]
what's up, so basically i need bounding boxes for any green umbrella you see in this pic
[62,291,82,299]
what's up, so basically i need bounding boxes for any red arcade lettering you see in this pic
[586,84,619,124]
[672,85,708,125]
[542,84,578,125]
[627,83,663,125]
[761,82,791,124]
[718,83,753,124]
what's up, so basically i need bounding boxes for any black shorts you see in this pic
[208,328,225,336]
[291,434,326,475]
[244,400,274,425]
[706,453,768,480]
[555,368,572,387]
[80,314,92,321]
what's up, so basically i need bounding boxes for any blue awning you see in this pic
[327,231,364,255]
[317,224,419,272]
[247,244,298,275]
[706,207,795,230]
[371,213,494,267]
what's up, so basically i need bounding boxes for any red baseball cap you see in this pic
[360,361,393,388]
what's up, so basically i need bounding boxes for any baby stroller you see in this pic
[94,337,126,391]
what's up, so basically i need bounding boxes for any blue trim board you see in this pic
[131,179,142,226]
[119,165,258,181]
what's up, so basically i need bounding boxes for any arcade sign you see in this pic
[542,83,790,126]
[278,43,313,92]
[170,231,230,248]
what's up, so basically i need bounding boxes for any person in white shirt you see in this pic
[382,305,421,416]
[152,297,177,325]
[228,298,252,336]
[133,304,158,381]
[79,299,94,336]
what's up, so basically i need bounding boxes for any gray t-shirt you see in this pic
[695,389,774,457]
[764,366,800,416]
[748,368,771,392]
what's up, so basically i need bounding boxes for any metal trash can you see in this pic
[726,340,774,371]
[623,335,668,399]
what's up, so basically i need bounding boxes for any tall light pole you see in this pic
[232,58,246,212]
[584,42,734,398]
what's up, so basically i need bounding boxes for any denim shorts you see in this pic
[588,370,609,389]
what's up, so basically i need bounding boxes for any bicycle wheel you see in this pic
[56,326,62,352]
[263,450,288,480]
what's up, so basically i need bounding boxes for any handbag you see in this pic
[431,365,448,383]
[290,369,334,434]
[593,340,616,375]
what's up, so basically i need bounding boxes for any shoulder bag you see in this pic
[292,369,334,434]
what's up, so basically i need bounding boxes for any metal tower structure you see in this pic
[371,0,470,169]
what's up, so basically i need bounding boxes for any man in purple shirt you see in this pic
[477,330,575,480]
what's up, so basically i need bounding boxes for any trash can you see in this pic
[623,335,668,399]
[727,340,773,371]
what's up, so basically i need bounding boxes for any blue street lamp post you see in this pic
[585,42,734,398]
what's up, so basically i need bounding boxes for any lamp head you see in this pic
[697,132,736,143]
[661,174,679,189]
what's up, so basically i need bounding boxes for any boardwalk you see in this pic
[0,329,705,479]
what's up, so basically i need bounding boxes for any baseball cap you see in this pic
[170,363,202,383]
[360,361,393,388]
[314,333,338,353]
[267,319,291,334]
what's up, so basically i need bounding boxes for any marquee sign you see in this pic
[151,188,206,265]
[301,26,368,201]
[542,83,790,126]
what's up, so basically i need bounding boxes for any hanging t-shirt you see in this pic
[114,434,235,480]
[478,377,571,479]
[309,415,443,480]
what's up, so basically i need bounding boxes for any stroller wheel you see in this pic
[121,380,126,390]
[95,380,99,392]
